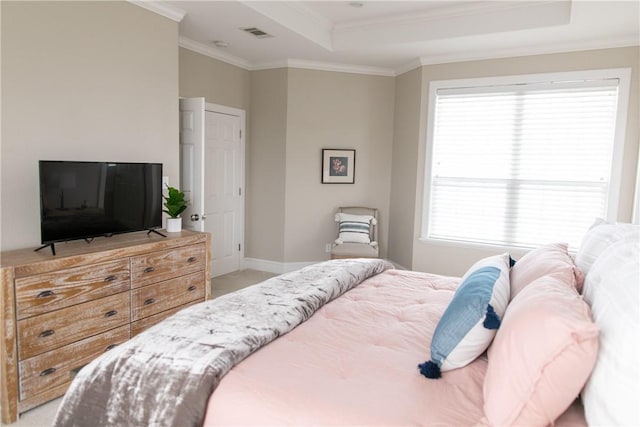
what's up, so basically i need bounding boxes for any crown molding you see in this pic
[335,1,557,32]
[416,37,640,68]
[179,34,638,79]
[249,60,290,71]
[251,59,395,77]
[333,1,571,51]
[179,37,393,76]
[179,37,251,70]
[394,59,423,77]
[128,1,186,22]
[394,35,639,75]
[281,2,334,35]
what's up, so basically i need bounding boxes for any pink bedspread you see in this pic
[203,269,586,426]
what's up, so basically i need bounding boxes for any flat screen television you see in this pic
[38,161,163,248]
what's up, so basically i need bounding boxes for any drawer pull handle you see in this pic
[40,367,56,377]
[188,285,197,292]
[105,344,117,352]
[104,275,117,282]
[37,290,55,299]
[104,310,118,317]
[144,266,155,273]
[39,329,55,338]
[187,257,197,263]
[144,298,155,306]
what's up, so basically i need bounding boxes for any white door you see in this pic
[179,98,245,278]
[205,110,243,277]
[179,98,205,233]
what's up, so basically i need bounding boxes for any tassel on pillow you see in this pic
[418,360,442,379]
[483,304,501,329]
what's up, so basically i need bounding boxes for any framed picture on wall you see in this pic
[322,149,355,184]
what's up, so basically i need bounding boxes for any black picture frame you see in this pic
[321,149,355,184]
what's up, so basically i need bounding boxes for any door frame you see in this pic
[179,97,205,233]
[205,102,246,271]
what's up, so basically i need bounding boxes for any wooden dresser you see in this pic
[0,230,211,424]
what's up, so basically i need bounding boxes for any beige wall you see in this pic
[387,68,423,269]
[179,48,250,111]
[3,1,635,272]
[403,46,640,276]
[247,68,395,263]
[284,69,395,262]
[1,1,179,252]
[247,69,288,261]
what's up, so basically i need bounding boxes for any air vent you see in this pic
[241,27,273,39]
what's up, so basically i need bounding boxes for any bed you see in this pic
[53,220,639,427]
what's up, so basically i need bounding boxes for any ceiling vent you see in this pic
[241,27,273,39]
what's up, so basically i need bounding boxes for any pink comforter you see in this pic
[203,269,586,426]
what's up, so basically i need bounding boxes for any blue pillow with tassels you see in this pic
[419,253,513,379]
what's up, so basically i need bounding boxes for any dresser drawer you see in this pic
[18,325,129,400]
[17,292,130,360]
[131,271,205,321]
[15,260,130,320]
[131,299,203,336]
[131,244,205,288]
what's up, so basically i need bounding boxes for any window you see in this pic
[423,69,630,249]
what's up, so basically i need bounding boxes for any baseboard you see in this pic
[241,258,320,274]
[388,260,409,270]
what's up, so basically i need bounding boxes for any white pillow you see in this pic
[575,218,638,275]
[334,213,376,244]
[581,231,640,427]
[419,253,511,378]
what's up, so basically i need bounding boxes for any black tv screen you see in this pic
[39,161,163,244]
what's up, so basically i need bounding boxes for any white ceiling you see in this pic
[135,0,640,76]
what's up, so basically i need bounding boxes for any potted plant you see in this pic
[163,186,187,232]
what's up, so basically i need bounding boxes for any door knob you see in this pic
[190,213,200,221]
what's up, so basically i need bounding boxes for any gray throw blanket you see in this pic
[53,258,391,427]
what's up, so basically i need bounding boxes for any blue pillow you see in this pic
[419,253,512,379]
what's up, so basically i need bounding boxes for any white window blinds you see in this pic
[426,78,621,249]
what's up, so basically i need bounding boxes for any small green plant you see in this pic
[163,186,187,218]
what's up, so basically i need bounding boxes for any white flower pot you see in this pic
[166,217,182,233]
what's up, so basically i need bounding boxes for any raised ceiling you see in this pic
[134,0,640,76]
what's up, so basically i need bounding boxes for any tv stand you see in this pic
[34,243,56,256]
[1,230,210,424]
[147,229,167,238]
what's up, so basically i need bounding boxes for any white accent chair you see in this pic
[330,206,379,259]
